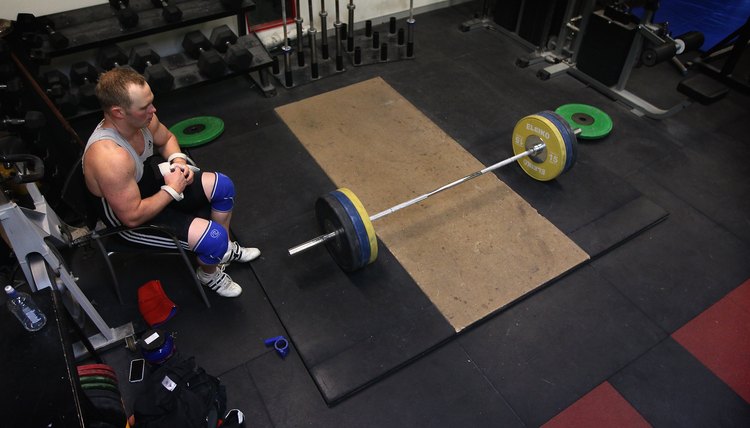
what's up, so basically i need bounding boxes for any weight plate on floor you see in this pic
[537,110,578,172]
[81,382,121,394]
[80,375,118,386]
[337,188,378,264]
[83,389,127,426]
[332,189,372,269]
[78,368,119,381]
[512,114,567,181]
[315,193,364,272]
[169,116,225,148]
[78,363,115,374]
[78,364,116,377]
[555,104,613,140]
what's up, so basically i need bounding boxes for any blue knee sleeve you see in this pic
[210,173,235,212]
[193,221,229,265]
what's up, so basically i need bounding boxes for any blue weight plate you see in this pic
[538,110,577,172]
[332,190,371,270]
[537,110,575,172]
[315,194,362,272]
[548,110,579,172]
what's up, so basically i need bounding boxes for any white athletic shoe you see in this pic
[197,266,242,297]
[221,241,261,264]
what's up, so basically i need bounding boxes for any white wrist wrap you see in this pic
[160,185,184,201]
[168,153,187,163]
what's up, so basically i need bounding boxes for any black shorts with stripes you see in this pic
[97,155,212,249]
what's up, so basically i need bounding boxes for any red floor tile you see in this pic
[672,278,750,403]
[542,382,651,428]
[727,278,750,309]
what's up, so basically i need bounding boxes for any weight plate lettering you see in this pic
[512,114,567,181]
[537,110,578,172]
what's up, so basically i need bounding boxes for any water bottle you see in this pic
[4,285,47,332]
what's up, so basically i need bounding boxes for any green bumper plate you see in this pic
[170,116,225,147]
[555,103,613,140]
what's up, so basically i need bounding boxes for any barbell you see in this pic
[288,110,580,271]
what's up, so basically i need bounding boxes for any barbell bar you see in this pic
[288,111,581,271]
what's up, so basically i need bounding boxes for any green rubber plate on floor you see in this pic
[170,116,225,148]
[555,104,613,140]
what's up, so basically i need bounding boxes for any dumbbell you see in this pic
[151,0,182,23]
[69,62,100,109]
[41,70,79,116]
[14,13,43,48]
[35,17,69,50]
[182,31,226,78]
[209,25,253,71]
[1,111,46,129]
[109,0,139,29]
[0,42,13,80]
[97,45,130,70]
[0,64,13,82]
[129,44,174,92]
[0,78,23,115]
[0,78,23,94]
[15,13,67,50]
[41,69,69,98]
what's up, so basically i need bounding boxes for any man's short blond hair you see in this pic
[95,68,147,111]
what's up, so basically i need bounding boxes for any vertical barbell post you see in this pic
[281,0,293,87]
[319,0,329,59]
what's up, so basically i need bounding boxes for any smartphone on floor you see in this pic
[129,358,145,383]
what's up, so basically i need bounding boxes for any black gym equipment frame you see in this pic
[524,0,728,119]
[689,15,750,95]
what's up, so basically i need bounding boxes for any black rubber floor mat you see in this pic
[248,210,455,404]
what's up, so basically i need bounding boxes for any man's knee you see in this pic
[193,220,228,265]
[210,172,235,212]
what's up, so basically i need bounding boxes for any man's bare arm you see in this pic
[149,113,194,183]
[150,113,182,159]
[86,141,184,228]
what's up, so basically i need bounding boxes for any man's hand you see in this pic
[170,161,195,185]
[163,166,188,193]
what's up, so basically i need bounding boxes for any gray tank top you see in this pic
[83,120,155,182]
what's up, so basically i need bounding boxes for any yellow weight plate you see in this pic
[338,188,378,264]
[512,114,567,181]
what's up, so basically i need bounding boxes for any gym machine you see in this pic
[521,0,724,118]
[687,15,750,95]
[0,154,134,357]
[570,0,723,118]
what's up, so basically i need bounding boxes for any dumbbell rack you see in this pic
[9,0,276,120]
